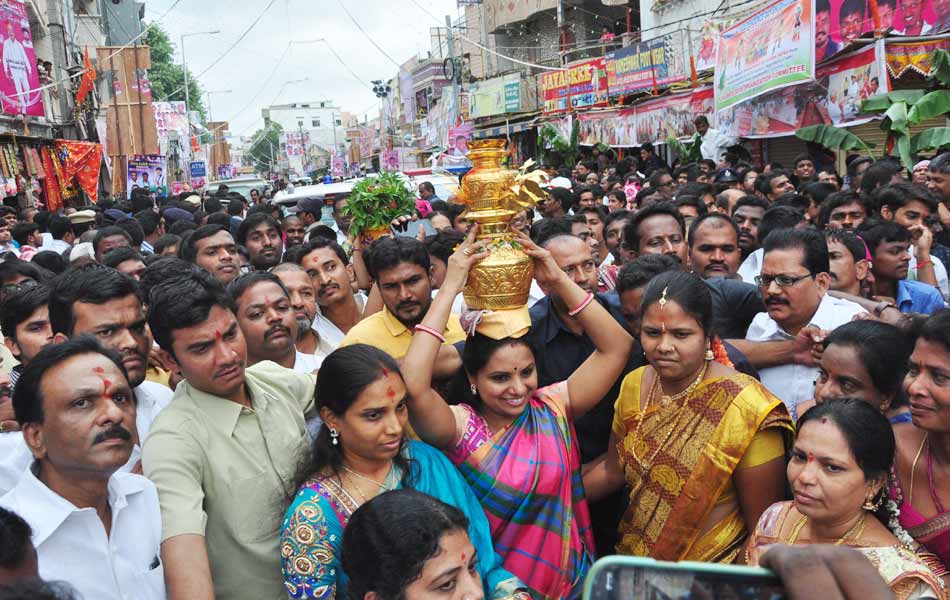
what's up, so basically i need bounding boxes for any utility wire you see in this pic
[334,0,402,68]
[156,0,281,102]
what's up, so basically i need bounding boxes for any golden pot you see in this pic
[459,139,534,310]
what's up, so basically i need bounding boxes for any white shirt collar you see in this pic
[10,467,147,546]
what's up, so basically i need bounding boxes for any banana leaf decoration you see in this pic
[506,159,548,211]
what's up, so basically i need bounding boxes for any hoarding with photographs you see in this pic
[0,0,43,117]
[816,0,950,64]
[718,42,888,138]
[577,109,638,147]
[636,87,715,145]
[715,0,815,111]
[128,155,168,195]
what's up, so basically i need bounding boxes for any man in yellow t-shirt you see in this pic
[341,236,465,358]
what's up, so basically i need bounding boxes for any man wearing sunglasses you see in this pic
[746,228,866,415]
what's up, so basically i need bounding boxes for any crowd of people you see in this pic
[1,128,950,600]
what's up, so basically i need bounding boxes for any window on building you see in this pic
[298,120,304,128]
[335,119,341,126]
[312,119,320,127]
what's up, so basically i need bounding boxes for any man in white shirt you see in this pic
[0,265,173,496]
[273,263,325,360]
[48,264,172,443]
[1,338,165,599]
[746,229,865,415]
[694,115,737,163]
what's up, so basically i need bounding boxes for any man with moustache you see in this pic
[815,0,841,61]
[341,236,465,358]
[48,264,172,444]
[229,271,321,372]
[825,229,871,297]
[688,213,742,279]
[0,338,165,599]
[236,213,282,271]
[142,272,317,600]
[272,262,324,358]
[296,237,366,353]
[746,229,865,415]
[733,196,769,260]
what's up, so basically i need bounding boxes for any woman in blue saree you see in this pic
[279,343,527,600]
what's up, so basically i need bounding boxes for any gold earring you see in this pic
[862,492,882,511]
[704,340,714,361]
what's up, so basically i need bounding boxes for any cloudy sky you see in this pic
[145,0,460,139]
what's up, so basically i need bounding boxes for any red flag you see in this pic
[75,47,96,106]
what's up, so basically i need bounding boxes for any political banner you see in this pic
[719,43,887,138]
[714,0,815,112]
[817,0,950,64]
[217,164,236,180]
[128,154,167,195]
[541,59,608,114]
[0,0,43,117]
[577,109,638,147]
[153,101,189,158]
[635,87,715,144]
[606,32,686,97]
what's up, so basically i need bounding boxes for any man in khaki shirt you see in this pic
[142,272,316,600]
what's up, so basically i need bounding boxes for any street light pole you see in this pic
[181,29,221,154]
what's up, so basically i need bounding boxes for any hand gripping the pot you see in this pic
[440,225,491,294]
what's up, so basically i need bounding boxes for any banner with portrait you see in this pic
[817,0,950,65]
[153,101,189,159]
[606,31,686,97]
[719,42,887,138]
[0,0,43,117]
[577,109,637,147]
[127,154,167,195]
[634,87,715,145]
[715,0,815,111]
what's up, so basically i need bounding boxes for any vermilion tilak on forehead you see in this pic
[808,452,815,463]
[386,387,396,398]
[381,367,389,377]
[215,330,222,341]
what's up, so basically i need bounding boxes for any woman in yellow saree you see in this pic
[584,271,793,562]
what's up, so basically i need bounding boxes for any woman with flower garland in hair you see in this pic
[892,310,950,573]
[584,270,794,562]
[747,399,944,600]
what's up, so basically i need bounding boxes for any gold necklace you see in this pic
[340,464,394,503]
[909,433,928,507]
[630,362,708,471]
[788,512,867,545]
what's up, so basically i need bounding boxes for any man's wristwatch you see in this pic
[872,299,897,317]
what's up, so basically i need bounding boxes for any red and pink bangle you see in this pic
[568,292,595,317]
[413,324,446,343]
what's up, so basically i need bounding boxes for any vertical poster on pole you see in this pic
[0,0,43,117]
[714,0,815,111]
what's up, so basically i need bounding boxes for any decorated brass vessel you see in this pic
[456,139,547,310]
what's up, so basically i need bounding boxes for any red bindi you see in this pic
[807,452,815,463]
[92,367,105,374]
[386,387,396,398]
[820,417,828,424]
[215,330,222,341]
